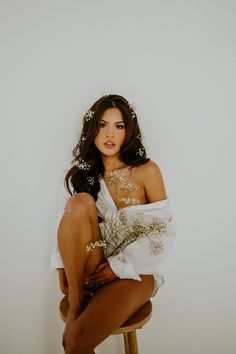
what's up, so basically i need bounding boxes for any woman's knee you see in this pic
[65,193,97,217]
[140,275,155,298]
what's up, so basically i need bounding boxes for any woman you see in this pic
[51,94,177,354]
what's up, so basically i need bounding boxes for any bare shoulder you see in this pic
[133,160,167,203]
[135,160,163,183]
[139,160,162,176]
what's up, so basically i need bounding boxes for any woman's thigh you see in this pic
[67,275,155,353]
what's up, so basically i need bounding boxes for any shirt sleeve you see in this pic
[50,185,70,270]
[107,204,177,282]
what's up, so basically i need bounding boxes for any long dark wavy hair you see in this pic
[65,94,150,200]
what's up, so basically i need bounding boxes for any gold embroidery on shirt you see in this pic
[150,240,164,256]
[116,253,128,263]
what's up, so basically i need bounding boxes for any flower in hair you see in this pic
[136,147,145,157]
[78,134,86,146]
[87,176,95,185]
[84,109,94,121]
[137,132,141,140]
[76,159,91,170]
[137,129,145,141]
[129,103,136,119]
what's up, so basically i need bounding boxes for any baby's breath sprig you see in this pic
[136,147,145,157]
[86,240,107,252]
[87,176,95,185]
[137,126,145,141]
[75,159,91,171]
[84,109,94,121]
[129,103,136,119]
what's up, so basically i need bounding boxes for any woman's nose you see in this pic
[106,126,114,137]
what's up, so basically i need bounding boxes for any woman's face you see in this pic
[94,108,126,158]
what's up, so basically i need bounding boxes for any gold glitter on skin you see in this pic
[103,169,141,208]
[104,170,140,192]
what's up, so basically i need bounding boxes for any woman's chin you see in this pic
[100,149,120,158]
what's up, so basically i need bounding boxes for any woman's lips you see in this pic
[104,142,115,149]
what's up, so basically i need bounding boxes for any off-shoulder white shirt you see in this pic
[51,179,177,296]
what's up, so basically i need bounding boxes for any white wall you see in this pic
[0,1,235,353]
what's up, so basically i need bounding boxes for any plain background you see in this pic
[0,1,235,353]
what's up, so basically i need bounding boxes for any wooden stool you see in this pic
[59,296,152,354]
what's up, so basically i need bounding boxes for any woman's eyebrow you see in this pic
[100,119,124,124]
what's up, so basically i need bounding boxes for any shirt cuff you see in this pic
[107,253,141,281]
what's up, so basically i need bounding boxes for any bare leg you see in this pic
[57,192,103,350]
[65,275,155,354]
[57,268,69,296]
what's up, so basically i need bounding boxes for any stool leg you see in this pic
[128,331,138,354]
[123,332,131,354]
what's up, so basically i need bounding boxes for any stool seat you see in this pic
[59,296,152,354]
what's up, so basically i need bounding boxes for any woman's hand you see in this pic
[85,261,118,288]
[82,288,95,307]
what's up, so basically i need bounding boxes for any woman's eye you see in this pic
[99,122,106,128]
[116,124,125,129]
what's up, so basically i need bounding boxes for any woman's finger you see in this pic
[88,275,106,285]
[83,290,94,298]
[95,261,108,272]
[87,271,105,282]
[85,265,116,286]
